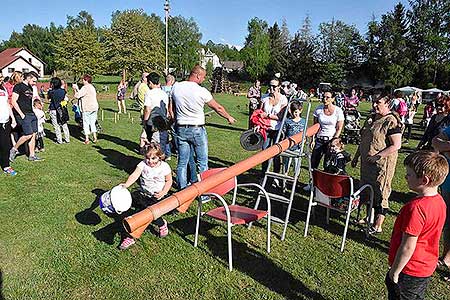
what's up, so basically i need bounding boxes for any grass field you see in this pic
[1,93,449,300]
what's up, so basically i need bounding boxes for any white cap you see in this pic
[110,185,132,214]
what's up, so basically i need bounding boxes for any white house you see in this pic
[199,48,222,70]
[0,48,45,78]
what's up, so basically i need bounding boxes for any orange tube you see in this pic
[124,124,320,238]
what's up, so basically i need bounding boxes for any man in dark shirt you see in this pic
[10,71,42,162]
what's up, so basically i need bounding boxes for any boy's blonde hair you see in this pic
[404,151,449,186]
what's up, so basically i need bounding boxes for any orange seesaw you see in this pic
[123,123,320,238]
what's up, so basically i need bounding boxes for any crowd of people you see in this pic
[3,65,450,299]
[245,78,450,299]
[0,71,102,177]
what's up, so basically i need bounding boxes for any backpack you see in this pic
[56,105,69,125]
[397,100,408,117]
[146,105,171,131]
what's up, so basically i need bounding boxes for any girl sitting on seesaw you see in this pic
[119,142,173,250]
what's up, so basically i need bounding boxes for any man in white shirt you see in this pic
[143,72,169,151]
[171,65,236,189]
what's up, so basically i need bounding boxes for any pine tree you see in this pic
[267,22,289,78]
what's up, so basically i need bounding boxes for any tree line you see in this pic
[0,1,448,89]
[243,1,450,89]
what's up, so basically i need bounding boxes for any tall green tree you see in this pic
[242,17,271,80]
[54,11,106,80]
[287,16,319,88]
[317,19,363,85]
[408,0,450,87]
[361,15,382,85]
[168,16,202,78]
[267,22,289,78]
[104,9,164,80]
[67,10,95,30]
[377,3,416,87]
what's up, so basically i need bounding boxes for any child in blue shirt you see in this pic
[283,101,306,151]
[282,101,306,174]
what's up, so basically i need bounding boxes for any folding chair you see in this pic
[194,168,271,271]
[304,169,374,252]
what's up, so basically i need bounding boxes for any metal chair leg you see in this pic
[227,222,233,271]
[194,201,202,247]
[341,205,353,252]
[304,190,314,237]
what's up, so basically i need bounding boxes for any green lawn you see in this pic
[1,94,449,300]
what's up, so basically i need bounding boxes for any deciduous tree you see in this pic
[168,16,202,78]
[242,17,270,80]
[104,9,164,81]
[54,12,106,81]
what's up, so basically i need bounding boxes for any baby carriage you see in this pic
[341,106,361,144]
[71,99,102,132]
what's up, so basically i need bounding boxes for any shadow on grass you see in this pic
[93,146,140,173]
[171,216,330,300]
[98,132,140,154]
[67,124,84,141]
[303,209,390,254]
[43,128,56,143]
[206,122,247,132]
[75,189,104,226]
[0,270,3,300]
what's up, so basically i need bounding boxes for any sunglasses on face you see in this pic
[269,84,278,88]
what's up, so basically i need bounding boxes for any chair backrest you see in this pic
[312,169,352,198]
[199,168,236,196]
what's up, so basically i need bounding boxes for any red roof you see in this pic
[0,55,21,70]
[0,48,22,57]
[0,47,44,72]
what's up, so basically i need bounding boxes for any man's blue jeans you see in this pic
[174,126,208,189]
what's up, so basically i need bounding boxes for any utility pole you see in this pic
[164,0,170,75]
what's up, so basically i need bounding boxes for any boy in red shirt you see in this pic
[386,151,448,300]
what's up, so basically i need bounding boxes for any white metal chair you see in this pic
[194,168,271,271]
[304,169,374,252]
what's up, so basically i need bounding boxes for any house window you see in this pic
[29,58,32,63]
[8,68,15,73]
[22,68,29,73]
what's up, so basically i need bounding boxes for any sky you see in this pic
[1,0,409,48]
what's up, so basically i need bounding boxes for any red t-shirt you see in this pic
[388,194,446,277]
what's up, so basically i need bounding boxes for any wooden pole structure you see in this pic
[123,123,320,238]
